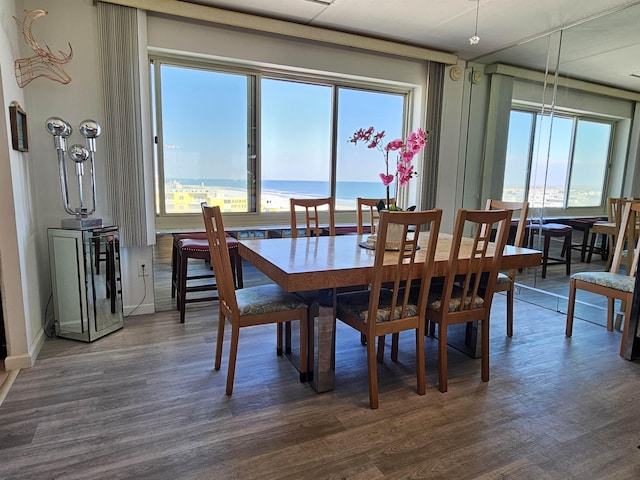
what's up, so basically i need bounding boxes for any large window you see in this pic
[503,109,613,208]
[156,64,249,214]
[152,58,407,216]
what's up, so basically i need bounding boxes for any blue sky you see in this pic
[505,110,610,188]
[160,64,405,183]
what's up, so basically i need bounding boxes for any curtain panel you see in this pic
[97,1,149,247]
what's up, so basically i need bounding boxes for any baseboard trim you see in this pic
[0,368,20,406]
[3,327,46,370]
[4,353,34,370]
[124,303,155,317]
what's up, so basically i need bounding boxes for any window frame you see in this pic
[150,54,415,227]
[505,106,615,211]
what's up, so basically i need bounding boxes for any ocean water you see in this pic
[171,178,394,203]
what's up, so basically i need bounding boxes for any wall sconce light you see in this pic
[469,0,480,45]
[45,117,103,229]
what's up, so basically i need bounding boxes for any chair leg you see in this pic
[276,323,283,355]
[376,335,385,362]
[606,298,615,331]
[415,328,426,396]
[285,321,292,354]
[541,234,551,279]
[438,322,448,393]
[94,237,101,275]
[366,335,379,409]
[566,279,577,337]
[215,308,225,370]
[586,232,597,263]
[178,251,188,323]
[429,320,436,337]
[225,322,240,396]
[299,316,308,383]
[506,283,514,337]
[615,301,625,331]
[621,296,632,358]
[564,234,571,275]
[171,239,178,298]
[481,315,490,382]
[107,240,117,314]
[391,332,400,362]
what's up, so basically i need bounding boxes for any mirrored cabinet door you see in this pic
[48,226,123,342]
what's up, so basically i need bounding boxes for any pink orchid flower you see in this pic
[380,173,395,186]
[385,139,404,151]
[397,163,414,187]
[350,126,428,209]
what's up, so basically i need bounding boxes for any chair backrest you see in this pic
[608,197,624,223]
[610,200,640,276]
[484,199,530,248]
[443,208,513,314]
[366,209,442,330]
[202,203,239,313]
[290,197,335,238]
[357,197,395,235]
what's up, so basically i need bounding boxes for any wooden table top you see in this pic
[238,233,542,293]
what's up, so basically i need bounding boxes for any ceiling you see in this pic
[180,0,640,92]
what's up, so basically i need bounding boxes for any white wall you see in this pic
[21,0,154,319]
[0,0,46,369]
[0,0,156,371]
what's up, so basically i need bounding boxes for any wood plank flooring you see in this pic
[1,234,639,479]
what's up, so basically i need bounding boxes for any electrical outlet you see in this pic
[137,261,148,277]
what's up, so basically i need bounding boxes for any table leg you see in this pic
[309,288,336,393]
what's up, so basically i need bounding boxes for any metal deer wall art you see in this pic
[13,9,73,88]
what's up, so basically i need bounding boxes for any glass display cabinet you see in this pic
[48,225,123,342]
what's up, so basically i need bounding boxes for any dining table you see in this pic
[238,232,542,393]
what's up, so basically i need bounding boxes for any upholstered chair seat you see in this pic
[570,271,635,292]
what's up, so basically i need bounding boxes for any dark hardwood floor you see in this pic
[1,234,639,479]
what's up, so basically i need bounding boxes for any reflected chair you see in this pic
[586,197,624,270]
[336,209,442,408]
[356,197,395,235]
[566,200,640,356]
[529,223,573,279]
[290,197,335,237]
[485,199,529,337]
[426,208,512,393]
[202,204,310,394]
[104,231,120,314]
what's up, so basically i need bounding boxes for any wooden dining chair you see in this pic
[202,204,310,394]
[426,208,513,393]
[566,200,640,356]
[290,197,335,237]
[335,209,442,408]
[484,199,529,337]
[356,197,395,235]
[283,197,337,359]
[355,197,397,345]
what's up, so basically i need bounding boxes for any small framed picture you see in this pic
[9,103,28,152]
